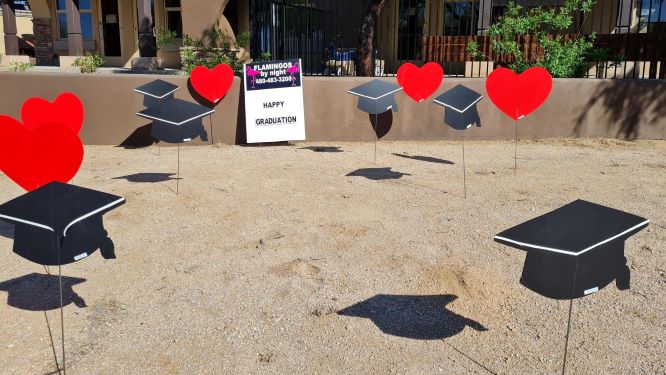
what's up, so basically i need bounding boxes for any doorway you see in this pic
[99,0,122,65]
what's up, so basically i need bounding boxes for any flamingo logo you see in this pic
[286,63,300,86]
[246,66,260,89]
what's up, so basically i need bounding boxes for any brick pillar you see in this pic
[65,0,83,56]
[1,0,19,55]
[32,18,54,65]
[137,0,156,57]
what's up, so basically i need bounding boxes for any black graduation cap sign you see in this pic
[136,98,214,143]
[0,182,125,266]
[348,79,403,114]
[433,85,482,130]
[133,79,180,99]
[495,200,649,300]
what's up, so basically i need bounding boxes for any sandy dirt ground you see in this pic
[0,139,664,375]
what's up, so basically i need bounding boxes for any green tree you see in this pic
[468,0,620,78]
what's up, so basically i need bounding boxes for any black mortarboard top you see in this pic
[0,182,125,266]
[348,79,402,114]
[136,98,214,143]
[495,200,649,300]
[433,85,483,130]
[134,79,180,99]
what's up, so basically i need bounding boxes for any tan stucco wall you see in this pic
[0,12,34,56]
[0,73,662,145]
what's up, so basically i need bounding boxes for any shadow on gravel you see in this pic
[113,173,181,183]
[299,146,344,153]
[392,153,455,165]
[0,220,14,239]
[346,168,410,181]
[0,273,87,311]
[338,294,487,340]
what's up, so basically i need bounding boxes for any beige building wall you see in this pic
[0,10,34,57]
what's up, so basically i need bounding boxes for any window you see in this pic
[165,0,182,37]
[443,1,479,36]
[639,0,666,33]
[398,0,426,60]
[56,0,94,40]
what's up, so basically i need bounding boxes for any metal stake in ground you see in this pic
[57,237,66,375]
[374,111,378,165]
[461,112,467,198]
[209,114,214,146]
[514,119,518,174]
[561,261,579,375]
[176,144,180,195]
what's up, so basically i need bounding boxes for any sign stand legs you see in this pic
[176,144,180,195]
[561,261,578,375]
[514,119,518,175]
[209,114,214,146]
[374,112,378,165]
[56,237,66,375]
[461,114,467,199]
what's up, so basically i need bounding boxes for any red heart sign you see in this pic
[190,64,235,104]
[0,115,83,192]
[21,92,84,133]
[486,67,553,121]
[397,62,444,103]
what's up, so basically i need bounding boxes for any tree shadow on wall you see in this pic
[575,80,666,139]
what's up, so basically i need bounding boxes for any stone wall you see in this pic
[31,17,52,65]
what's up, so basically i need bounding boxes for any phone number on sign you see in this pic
[255,77,292,84]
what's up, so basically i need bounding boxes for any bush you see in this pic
[72,53,104,73]
[468,0,621,78]
[9,61,33,72]
[156,28,178,50]
[180,31,247,75]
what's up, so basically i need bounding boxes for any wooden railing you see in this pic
[422,33,666,78]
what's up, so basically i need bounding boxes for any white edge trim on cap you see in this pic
[433,95,483,113]
[494,220,649,256]
[0,214,54,232]
[347,87,403,100]
[136,109,215,126]
[133,86,180,99]
[63,197,126,237]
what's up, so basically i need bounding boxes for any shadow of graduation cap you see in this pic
[348,79,403,114]
[136,98,214,144]
[0,273,87,311]
[433,84,483,130]
[0,182,125,266]
[494,200,649,300]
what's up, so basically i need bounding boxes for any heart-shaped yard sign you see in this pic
[21,92,84,133]
[0,116,83,191]
[190,64,235,104]
[397,62,444,103]
[486,67,553,121]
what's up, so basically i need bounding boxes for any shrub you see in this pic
[180,31,247,75]
[72,53,104,73]
[156,28,178,50]
[9,61,33,72]
[468,0,621,78]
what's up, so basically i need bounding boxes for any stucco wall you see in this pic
[0,72,663,146]
[0,11,34,56]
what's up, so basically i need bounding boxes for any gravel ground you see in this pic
[0,139,664,375]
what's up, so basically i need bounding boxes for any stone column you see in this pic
[477,0,492,35]
[65,0,83,56]
[1,0,19,55]
[137,0,156,57]
[32,18,54,65]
